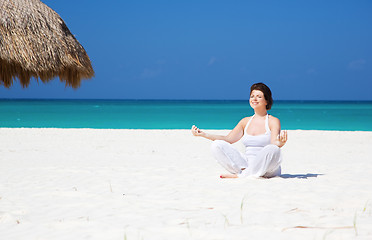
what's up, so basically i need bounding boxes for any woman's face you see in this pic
[250,90,267,110]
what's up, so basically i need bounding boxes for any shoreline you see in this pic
[1,127,372,132]
[1,128,371,239]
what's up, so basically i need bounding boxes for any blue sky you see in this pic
[1,0,371,100]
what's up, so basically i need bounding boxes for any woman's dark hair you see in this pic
[250,82,273,110]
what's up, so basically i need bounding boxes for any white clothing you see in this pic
[211,114,282,178]
[241,114,272,161]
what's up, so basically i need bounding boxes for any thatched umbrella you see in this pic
[0,0,94,88]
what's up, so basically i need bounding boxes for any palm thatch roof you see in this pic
[0,0,94,88]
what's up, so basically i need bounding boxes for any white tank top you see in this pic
[241,114,271,159]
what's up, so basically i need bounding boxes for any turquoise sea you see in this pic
[0,99,372,131]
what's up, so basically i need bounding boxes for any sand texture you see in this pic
[1,128,372,240]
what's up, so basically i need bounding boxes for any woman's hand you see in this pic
[277,130,288,147]
[191,125,206,137]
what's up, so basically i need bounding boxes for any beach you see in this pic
[1,128,372,240]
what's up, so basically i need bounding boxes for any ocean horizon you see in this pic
[1,99,371,131]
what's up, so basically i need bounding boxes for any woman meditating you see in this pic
[191,83,288,178]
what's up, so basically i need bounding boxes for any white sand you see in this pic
[0,128,372,240]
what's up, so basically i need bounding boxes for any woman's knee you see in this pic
[211,140,229,148]
[210,140,230,153]
[264,144,280,153]
[261,144,281,162]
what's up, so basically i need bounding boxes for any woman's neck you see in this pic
[254,109,267,117]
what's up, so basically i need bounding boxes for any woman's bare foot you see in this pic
[220,173,238,178]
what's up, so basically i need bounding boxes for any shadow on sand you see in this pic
[280,173,324,179]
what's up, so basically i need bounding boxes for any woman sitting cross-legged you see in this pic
[191,82,288,178]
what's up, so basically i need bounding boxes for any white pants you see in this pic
[211,140,282,178]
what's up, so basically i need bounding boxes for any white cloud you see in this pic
[306,68,317,75]
[208,57,217,66]
[348,59,366,70]
[156,59,166,65]
[139,60,165,79]
[140,68,162,79]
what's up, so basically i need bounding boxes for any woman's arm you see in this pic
[269,116,288,148]
[191,118,248,144]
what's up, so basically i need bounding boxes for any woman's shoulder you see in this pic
[240,116,253,123]
[268,114,279,121]
[268,114,281,126]
[236,116,251,127]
